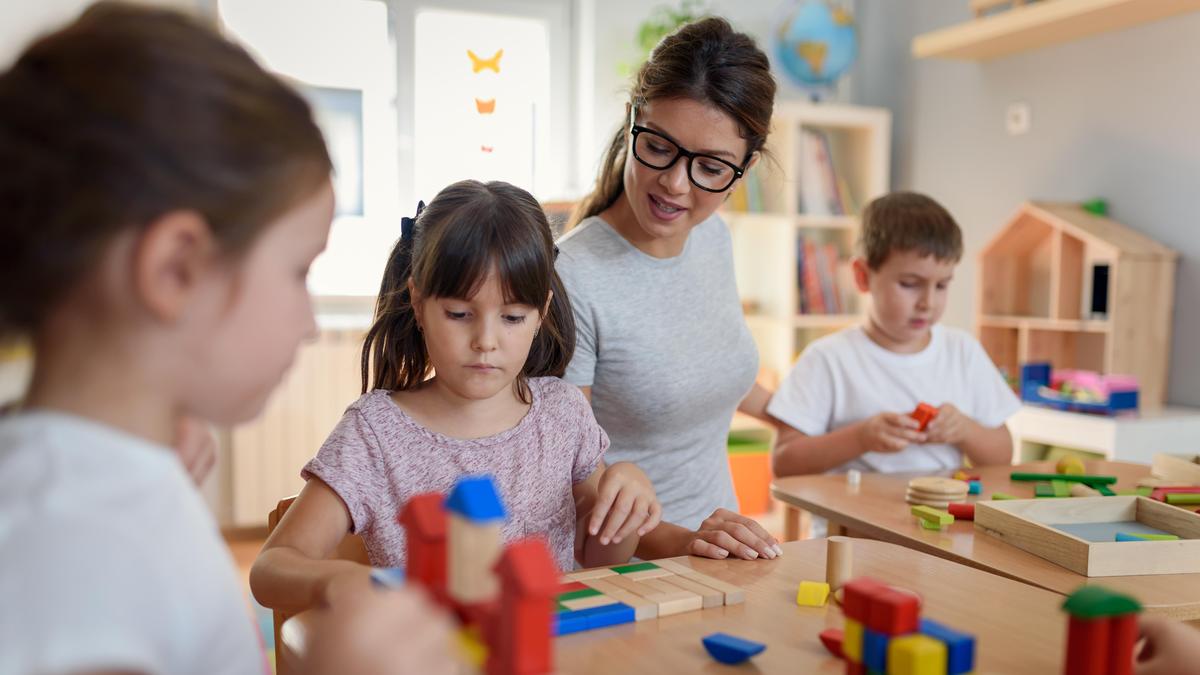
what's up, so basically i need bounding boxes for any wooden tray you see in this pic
[1152,453,1200,486]
[975,497,1200,577]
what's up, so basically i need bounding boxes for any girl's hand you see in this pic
[588,462,663,546]
[857,412,926,453]
[1135,614,1200,675]
[924,404,977,446]
[175,416,217,487]
[685,509,782,561]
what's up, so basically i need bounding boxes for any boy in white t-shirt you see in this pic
[768,192,1020,477]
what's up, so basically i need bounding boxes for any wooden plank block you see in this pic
[622,568,673,581]
[655,558,746,605]
[602,572,671,600]
[602,572,700,617]
[656,592,703,616]
[657,574,724,608]
[578,578,658,621]
[560,594,620,611]
[564,567,617,581]
[1152,453,1200,485]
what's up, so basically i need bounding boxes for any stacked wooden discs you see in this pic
[906,477,969,508]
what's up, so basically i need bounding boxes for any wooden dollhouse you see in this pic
[977,202,1177,408]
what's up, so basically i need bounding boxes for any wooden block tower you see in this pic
[1062,586,1141,675]
[446,475,507,606]
[491,539,558,675]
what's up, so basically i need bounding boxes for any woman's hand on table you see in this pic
[685,508,783,561]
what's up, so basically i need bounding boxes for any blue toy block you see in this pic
[553,609,590,636]
[368,567,405,589]
[445,475,506,522]
[863,627,889,672]
[968,480,981,495]
[701,632,766,664]
[584,602,635,629]
[919,618,975,675]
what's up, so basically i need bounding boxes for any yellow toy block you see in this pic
[796,580,830,607]
[1057,456,1086,475]
[843,618,863,662]
[454,626,487,668]
[887,634,947,675]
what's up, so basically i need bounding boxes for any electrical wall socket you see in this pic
[1006,102,1031,136]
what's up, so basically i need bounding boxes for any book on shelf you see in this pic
[797,235,853,316]
[726,166,764,213]
[797,127,854,217]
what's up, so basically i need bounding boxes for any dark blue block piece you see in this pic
[701,632,766,664]
[553,609,590,636]
[920,618,976,675]
[862,627,888,672]
[585,602,635,629]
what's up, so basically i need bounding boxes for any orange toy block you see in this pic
[910,402,938,432]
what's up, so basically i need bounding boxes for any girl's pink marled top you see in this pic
[302,377,608,571]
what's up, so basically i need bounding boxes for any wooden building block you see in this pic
[819,628,845,659]
[946,503,975,520]
[887,634,947,675]
[919,618,975,675]
[448,514,501,604]
[563,567,617,581]
[622,567,673,581]
[826,536,852,590]
[611,561,660,574]
[578,577,657,620]
[911,505,954,525]
[910,402,938,431]
[1071,483,1102,497]
[843,618,864,662]
[867,588,920,635]
[559,594,620,611]
[654,558,746,604]
[796,580,831,607]
[656,574,724,608]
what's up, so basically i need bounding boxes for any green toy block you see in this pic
[612,562,659,575]
[1052,480,1072,498]
[1097,485,1116,496]
[1035,483,1056,498]
[1010,472,1117,486]
[1115,489,1142,496]
[1115,532,1180,542]
[911,505,954,526]
[557,588,602,602]
[1081,198,1109,216]
[918,519,946,531]
[1062,586,1142,619]
[991,492,1018,500]
[1137,487,1154,497]
[1166,493,1200,505]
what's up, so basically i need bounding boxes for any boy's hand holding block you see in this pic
[909,402,938,431]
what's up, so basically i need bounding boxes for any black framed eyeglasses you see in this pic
[629,124,747,193]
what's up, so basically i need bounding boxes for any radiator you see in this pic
[229,328,367,527]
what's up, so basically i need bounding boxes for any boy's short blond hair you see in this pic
[858,192,963,270]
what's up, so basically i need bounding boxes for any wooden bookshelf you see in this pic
[726,102,891,382]
[976,201,1178,408]
[913,0,1200,61]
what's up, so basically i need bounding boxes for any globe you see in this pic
[774,1,858,93]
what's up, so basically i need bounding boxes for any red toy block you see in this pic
[398,493,447,601]
[844,659,865,675]
[910,402,938,431]
[1065,616,1110,675]
[558,581,590,595]
[866,587,921,636]
[490,539,559,675]
[820,628,845,659]
[841,578,890,624]
[1149,487,1200,502]
[1107,614,1137,675]
[947,503,975,520]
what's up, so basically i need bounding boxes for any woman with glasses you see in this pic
[556,17,784,562]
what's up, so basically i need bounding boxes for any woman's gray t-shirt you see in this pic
[555,214,758,529]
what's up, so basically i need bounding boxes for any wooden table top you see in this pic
[280,538,1070,673]
[771,460,1200,619]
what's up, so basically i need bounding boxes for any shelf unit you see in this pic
[726,102,891,383]
[976,201,1177,409]
[912,0,1200,61]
